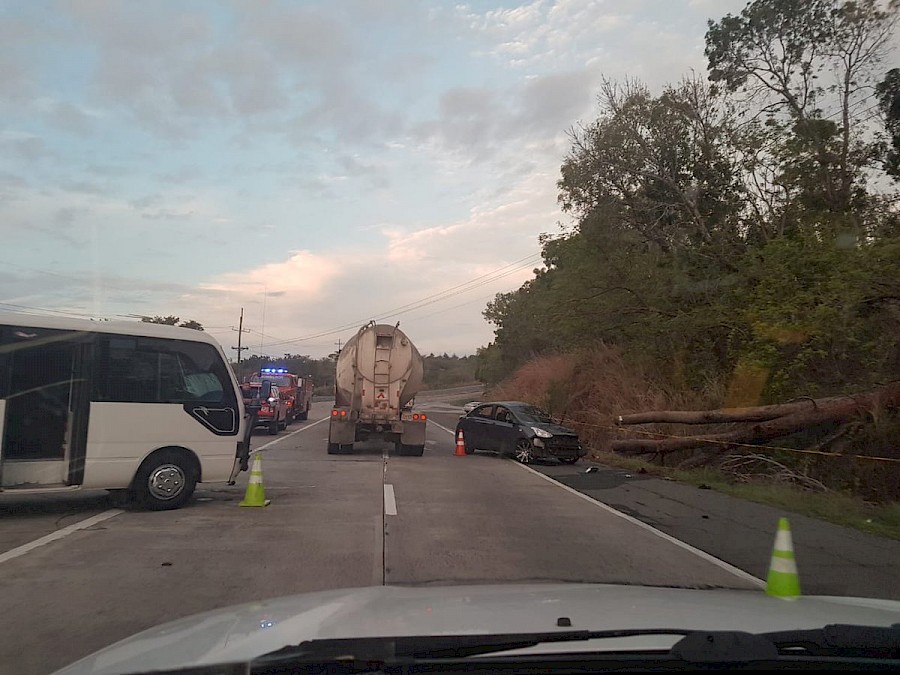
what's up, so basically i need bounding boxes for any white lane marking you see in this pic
[430,424,765,588]
[383,484,397,516]
[0,509,124,566]
[251,415,329,454]
[0,415,329,566]
[514,462,765,588]
[429,420,456,435]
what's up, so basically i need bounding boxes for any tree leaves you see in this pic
[479,0,900,407]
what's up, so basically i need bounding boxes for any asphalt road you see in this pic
[0,398,897,674]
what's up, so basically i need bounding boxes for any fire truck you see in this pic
[249,368,314,422]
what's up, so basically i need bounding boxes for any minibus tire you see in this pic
[132,449,198,511]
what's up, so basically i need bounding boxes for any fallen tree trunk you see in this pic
[615,395,849,425]
[610,383,900,456]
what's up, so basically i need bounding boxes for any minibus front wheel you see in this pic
[131,448,199,511]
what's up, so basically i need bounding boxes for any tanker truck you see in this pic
[327,322,427,456]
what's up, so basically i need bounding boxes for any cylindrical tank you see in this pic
[334,323,424,411]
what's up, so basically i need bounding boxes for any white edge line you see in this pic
[514,462,766,588]
[251,415,329,454]
[430,423,764,589]
[0,415,331,567]
[429,420,456,435]
[0,509,124,566]
[383,484,398,516]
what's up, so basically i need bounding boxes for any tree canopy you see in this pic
[140,315,205,330]
[479,0,900,408]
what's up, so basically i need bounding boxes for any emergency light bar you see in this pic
[260,368,289,374]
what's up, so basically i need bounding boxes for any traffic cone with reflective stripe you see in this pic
[766,517,800,598]
[239,453,271,507]
[455,429,467,456]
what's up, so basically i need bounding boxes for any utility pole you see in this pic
[231,307,250,364]
[335,338,343,354]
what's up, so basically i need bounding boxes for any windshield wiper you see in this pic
[760,624,900,659]
[254,629,690,664]
[253,624,900,667]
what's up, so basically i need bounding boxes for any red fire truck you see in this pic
[250,368,314,422]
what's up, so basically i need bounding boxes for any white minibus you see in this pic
[0,312,252,509]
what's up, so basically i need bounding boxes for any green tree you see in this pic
[706,0,899,230]
[140,315,204,330]
[141,315,180,325]
[877,68,900,179]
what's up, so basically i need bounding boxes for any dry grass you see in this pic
[488,345,720,454]
[589,451,900,540]
[490,347,900,538]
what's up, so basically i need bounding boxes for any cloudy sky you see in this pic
[0,0,746,358]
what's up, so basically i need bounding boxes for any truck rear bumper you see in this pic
[328,415,426,446]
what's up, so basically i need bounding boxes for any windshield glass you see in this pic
[514,405,555,425]
[4,1,899,673]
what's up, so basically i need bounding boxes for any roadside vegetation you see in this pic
[479,0,900,516]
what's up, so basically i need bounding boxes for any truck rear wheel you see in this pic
[398,444,424,457]
[297,403,309,421]
[327,443,340,454]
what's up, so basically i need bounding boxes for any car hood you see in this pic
[530,422,578,436]
[57,583,900,674]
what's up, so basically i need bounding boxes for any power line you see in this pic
[260,252,541,347]
[0,301,111,321]
[400,291,500,322]
[257,253,543,348]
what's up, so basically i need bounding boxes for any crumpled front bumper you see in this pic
[533,436,585,460]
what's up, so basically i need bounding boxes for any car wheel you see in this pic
[559,457,579,465]
[131,449,197,511]
[514,438,535,464]
[268,419,278,435]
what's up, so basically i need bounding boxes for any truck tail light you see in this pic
[331,410,338,416]
[340,410,347,417]
[412,413,427,420]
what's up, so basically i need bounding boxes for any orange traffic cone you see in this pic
[455,429,467,456]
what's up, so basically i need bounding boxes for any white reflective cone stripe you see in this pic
[769,556,798,574]
[248,473,263,484]
[774,529,793,552]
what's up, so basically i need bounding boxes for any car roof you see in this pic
[474,401,535,410]
[0,311,222,345]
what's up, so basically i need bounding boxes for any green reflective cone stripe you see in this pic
[766,517,800,598]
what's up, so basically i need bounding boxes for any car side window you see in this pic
[473,405,494,418]
[495,407,512,424]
